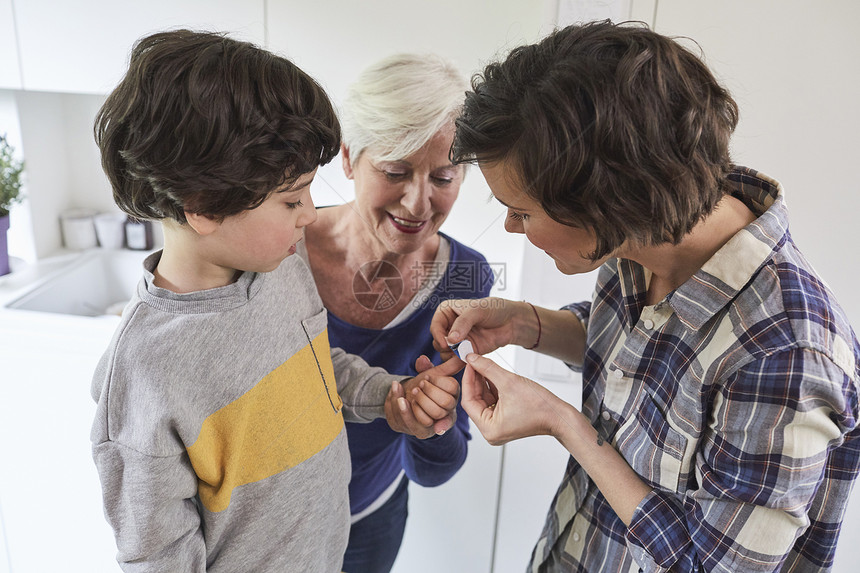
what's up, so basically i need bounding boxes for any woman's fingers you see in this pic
[461,364,494,419]
[431,298,486,347]
[430,299,464,350]
[463,353,514,390]
[444,300,483,344]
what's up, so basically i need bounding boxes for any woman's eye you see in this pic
[431,176,454,185]
[508,210,527,221]
[383,171,408,181]
[286,200,304,209]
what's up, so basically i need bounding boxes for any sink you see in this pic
[4,249,151,317]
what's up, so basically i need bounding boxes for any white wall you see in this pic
[12,91,118,259]
[0,90,35,263]
[649,0,860,329]
[0,0,21,90]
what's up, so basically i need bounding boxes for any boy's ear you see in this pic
[341,144,355,180]
[184,211,220,236]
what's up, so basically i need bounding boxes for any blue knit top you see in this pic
[326,233,494,514]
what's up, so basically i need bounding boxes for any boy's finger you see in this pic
[423,355,464,378]
[408,396,436,426]
[437,348,458,363]
[433,414,455,435]
[410,388,448,420]
[393,397,434,439]
[414,354,434,373]
[425,373,460,395]
[418,378,459,409]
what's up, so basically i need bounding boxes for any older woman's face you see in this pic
[344,127,462,255]
[480,160,609,276]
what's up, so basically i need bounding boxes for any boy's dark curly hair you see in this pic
[95,29,340,222]
[453,20,739,260]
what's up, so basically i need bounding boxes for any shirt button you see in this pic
[612,368,624,380]
[601,411,611,421]
[643,319,654,330]
[572,532,581,542]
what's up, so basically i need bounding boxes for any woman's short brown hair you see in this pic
[95,29,340,222]
[453,20,739,259]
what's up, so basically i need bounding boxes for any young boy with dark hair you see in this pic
[91,29,460,572]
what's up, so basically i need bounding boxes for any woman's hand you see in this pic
[430,297,533,360]
[459,353,577,445]
[462,353,653,526]
[384,355,463,439]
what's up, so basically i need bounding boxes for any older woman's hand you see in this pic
[384,355,463,439]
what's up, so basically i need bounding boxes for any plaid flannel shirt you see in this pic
[529,167,860,572]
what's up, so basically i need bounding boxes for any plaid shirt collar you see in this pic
[616,167,786,331]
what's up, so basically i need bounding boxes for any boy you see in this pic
[91,29,459,572]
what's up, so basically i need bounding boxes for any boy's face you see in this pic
[480,161,610,276]
[206,169,318,274]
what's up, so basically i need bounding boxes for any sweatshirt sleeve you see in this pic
[92,440,206,572]
[330,346,401,423]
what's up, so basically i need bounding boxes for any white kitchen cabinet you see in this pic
[12,0,265,94]
[0,0,21,89]
[264,0,554,107]
[0,309,120,572]
[392,431,503,573]
[492,377,582,573]
[489,240,596,572]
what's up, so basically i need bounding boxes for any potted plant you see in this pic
[0,133,25,276]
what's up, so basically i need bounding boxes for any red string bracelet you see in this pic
[525,302,541,350]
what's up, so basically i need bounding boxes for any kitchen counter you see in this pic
[0,252,81,306]
[0,255,123,572]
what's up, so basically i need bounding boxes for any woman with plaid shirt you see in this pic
[431,21,859,573]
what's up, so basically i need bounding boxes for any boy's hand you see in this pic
[384,355,463,439]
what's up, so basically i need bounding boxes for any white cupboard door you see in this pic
[0,0,22,89]
[13,0,265,94]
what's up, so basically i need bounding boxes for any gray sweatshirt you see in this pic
[91,252,400,572]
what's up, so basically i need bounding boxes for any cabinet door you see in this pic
[392,437,503,573]
[14,0,265,94]
[0,0,21,89]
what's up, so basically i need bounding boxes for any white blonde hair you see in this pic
[341,53,468,165]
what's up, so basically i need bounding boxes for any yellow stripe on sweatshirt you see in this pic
[187,329,344,513]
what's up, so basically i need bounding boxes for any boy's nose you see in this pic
[299,194,318,227]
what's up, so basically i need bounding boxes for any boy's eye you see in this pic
[286,200,304,209]
[431,176,453,185]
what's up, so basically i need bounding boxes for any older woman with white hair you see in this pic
[300,54,492,572]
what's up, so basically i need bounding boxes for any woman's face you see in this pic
[480,161,611,275]
[344,126,463,255]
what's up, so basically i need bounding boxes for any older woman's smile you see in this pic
[388,213,427,233]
